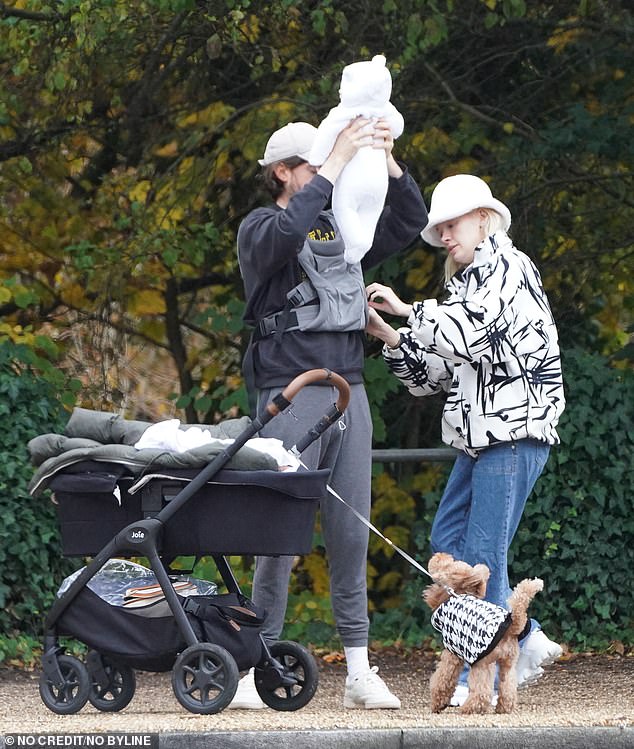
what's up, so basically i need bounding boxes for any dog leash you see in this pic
[290,454,520,664]
[302,461,515,663]
[290,451,438,584]
[325,481,443,582]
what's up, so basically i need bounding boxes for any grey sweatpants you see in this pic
[252,382,372,647]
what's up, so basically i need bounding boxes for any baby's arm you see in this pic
[381,102,404,138]
[309,107,366,165]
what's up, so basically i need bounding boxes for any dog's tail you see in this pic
[507,578,544,636]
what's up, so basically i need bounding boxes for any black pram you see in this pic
[36,369,349,715]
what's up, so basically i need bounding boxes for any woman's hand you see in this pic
[366,282,413,318]
[366,308,401,348]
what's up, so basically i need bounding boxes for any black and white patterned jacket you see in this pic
[383,231,565,456]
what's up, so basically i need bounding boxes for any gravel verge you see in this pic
[0,651,632,735]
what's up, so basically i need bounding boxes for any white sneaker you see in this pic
[227,668,266,709]
[449,682,469,707]
[343,666,401,709]
[449,682,497,707]
[516,629,563,687]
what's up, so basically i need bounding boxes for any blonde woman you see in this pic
[366,175,565,706]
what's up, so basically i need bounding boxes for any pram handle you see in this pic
[264,369,350,457]
[266,368,350,417]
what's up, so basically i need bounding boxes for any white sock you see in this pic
[344,646,370,680]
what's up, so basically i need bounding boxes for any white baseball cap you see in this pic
[258,122,318,166]
[421,174,512,247]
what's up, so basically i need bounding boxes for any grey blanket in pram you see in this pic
[28,407,278,497]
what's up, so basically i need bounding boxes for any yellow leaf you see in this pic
[376,570,402,592]
[201,363,222,382]
[503,122,514,134]
[442,158,479,176]
[547,24,582,54]
[322,651,345,664]
[161,206,185,228]
[240,14,260,44]
[128,289,166,316]
[154,141,179,158]
[176,156,195,176]
[178,102,235,129]
[411,132,426,149]
[63,283,89,308]
[129,180,151,204]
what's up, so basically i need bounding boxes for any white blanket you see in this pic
[134,420,300,471]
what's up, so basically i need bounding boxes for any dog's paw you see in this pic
[495,696,516,714]
[460,695,494,715]
[430,688,451,713]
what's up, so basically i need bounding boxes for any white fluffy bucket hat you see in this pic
[421,174,512,247]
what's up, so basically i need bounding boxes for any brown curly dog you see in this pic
[423,552,543,714]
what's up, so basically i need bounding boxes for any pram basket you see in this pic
[38,369,349,716]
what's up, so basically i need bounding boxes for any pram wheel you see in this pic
[39,654,91,714]
[255,640,318,711]
[172,642,239,714]
[86,651,136,712]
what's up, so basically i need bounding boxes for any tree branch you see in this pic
[0,2,67,22]
[421,62,538,140]
[163,277,196,422]
[0,124,75,163]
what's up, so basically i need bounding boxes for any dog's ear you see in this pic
[423,583,447,610]
[473,563,490,582]
[469,564,490,597]
[428,552,454,576]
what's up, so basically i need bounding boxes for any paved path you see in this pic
[1,653,633,748]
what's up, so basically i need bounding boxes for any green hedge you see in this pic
[511,347,634,649]
[371,347,634,651]
[0,342,74,643]
[0,343,631,662]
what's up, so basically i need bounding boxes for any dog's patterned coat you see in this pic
[431,594,512,665]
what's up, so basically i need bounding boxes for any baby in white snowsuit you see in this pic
[309,55,404,264]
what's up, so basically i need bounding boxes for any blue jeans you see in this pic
[430,439,550,609]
